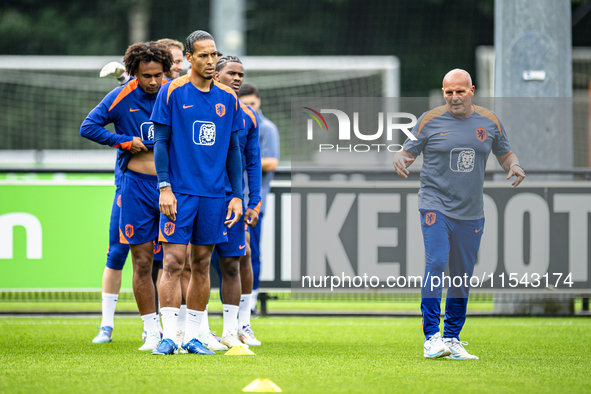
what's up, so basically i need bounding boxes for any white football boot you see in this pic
[423,332,451,358]
[138,330,161,351]
[238,325,261,346]
[200,331,229,351]
[221,332,249,349]
[442,338,479,360]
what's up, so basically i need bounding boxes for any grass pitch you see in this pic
[1,316,589,393]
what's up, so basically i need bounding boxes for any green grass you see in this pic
[0,299,492,313]
[4,296,589,313]
[1,316,589,393]
[0,291,500,314]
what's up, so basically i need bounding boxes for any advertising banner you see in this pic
[1,179,590,293]
[0,179,133,289]
[289,182,591,292]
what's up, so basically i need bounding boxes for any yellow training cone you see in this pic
[225,346,256,356]
[242,378,282,392]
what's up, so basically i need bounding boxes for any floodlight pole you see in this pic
[211,0,246,57]
[129,0,150,44]
[493,0,575,315]
[494,0,572,181]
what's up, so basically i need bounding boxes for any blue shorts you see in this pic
[119,170,160,245]
[153,240,163,261]
[214,199,246,257]
[159,193,227,246]
[106,185,130,270]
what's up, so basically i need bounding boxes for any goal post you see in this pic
[0,55,399,171]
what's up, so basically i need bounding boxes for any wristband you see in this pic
[158,181,171,190]
[510,163,524,171]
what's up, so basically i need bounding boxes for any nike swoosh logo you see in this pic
[223,232,227,236]
[223,309,229,313]
[475,227,482,233]
[440,132,451,136]
[129,108,140,112]
[239,245,246,249]
[183,104,194,109]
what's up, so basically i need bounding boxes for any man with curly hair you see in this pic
[101,38,185,84]
[80,41,173,351]
[95,38,185,346]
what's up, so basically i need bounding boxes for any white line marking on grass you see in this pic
[264,320,591,327]
[0,318,588,327]
[0,320,140,325]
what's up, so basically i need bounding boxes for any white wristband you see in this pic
[510,163,524,171]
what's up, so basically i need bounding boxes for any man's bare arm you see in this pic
[261,157,279,172]
[496,150,525,188]
[392,149,417,179]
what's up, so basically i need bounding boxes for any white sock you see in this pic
[238,294,251,328]
[222,304,239,336]
[160,307,179,341]
[250,290,259,312]
[199,304,211,336]
[141,312,160,333]
[157,314,163,332]
[184,309,204,342]
[100,292,118,328]
[177,305,187,332]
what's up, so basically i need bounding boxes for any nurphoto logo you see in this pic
[303,107,418,153]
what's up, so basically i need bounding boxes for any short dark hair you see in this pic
[123,41,173,76]
[185,30,214,54]
[238,83,259,98]
[215,55,242,72]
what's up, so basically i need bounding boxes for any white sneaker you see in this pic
[238,325,261,346]
[200,331,228,351]
[443,338,479,360]
[221,332,249,349]
[139,331,161,351]
[423,332,451,359]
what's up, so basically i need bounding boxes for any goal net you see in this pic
[0,55,399,170]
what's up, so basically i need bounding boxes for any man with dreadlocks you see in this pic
[151,30,245,356]
[80,41,174,351]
